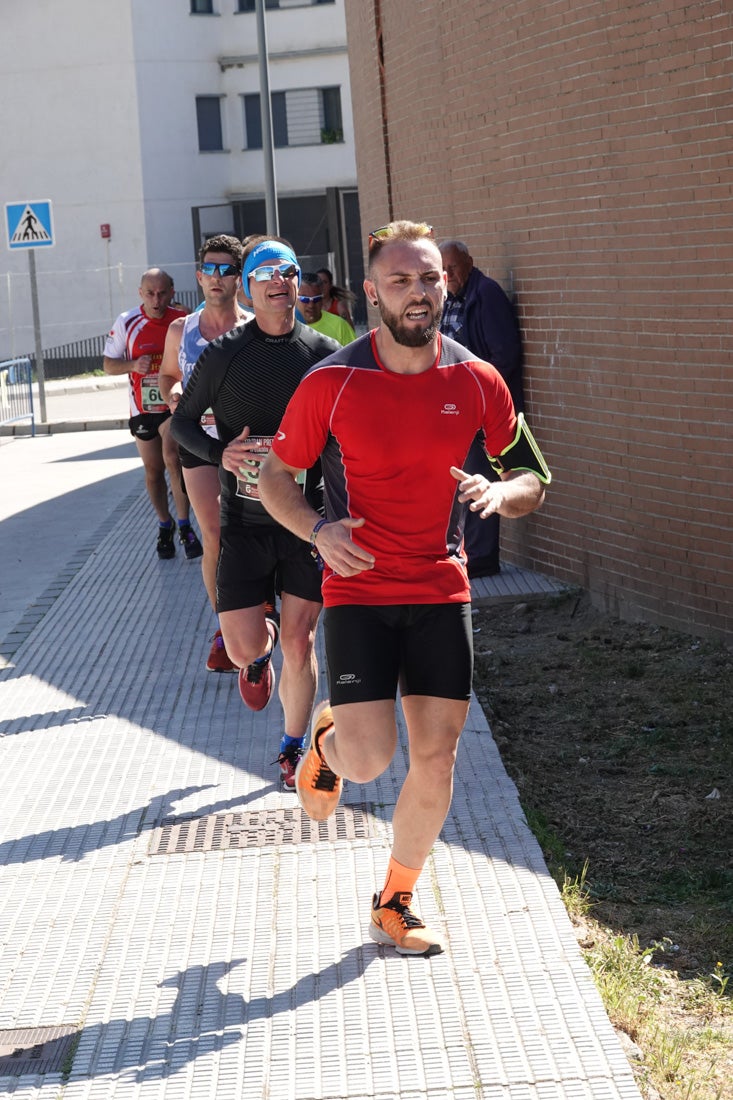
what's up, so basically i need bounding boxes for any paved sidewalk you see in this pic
[0,422,642,1098]
[1,375,129,436]
[0,429,140,646]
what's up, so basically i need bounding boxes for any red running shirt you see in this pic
[272,331,518,607]
[104,305,187,417]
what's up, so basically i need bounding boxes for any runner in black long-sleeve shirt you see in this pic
[171,239,338,788]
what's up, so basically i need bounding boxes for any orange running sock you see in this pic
[378,856,422,906]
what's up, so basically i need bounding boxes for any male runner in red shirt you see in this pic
[260,220,551,956]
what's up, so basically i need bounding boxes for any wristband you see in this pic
[309,518,329,569]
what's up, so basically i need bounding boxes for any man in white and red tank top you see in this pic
[103,268,202,561]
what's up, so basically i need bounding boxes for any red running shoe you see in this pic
[273,743,303,789]
[238,619,278,711]
[205,629,236,673]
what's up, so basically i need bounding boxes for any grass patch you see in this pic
[473,592,733,1098]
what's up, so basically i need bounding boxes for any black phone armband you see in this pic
[488,413,551,485]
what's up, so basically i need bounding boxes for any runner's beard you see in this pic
[378,298,443,347]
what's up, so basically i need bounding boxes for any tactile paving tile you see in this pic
[0,474,142,672]
[0,487,642,1099]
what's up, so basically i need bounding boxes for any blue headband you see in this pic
[242,241,301,286]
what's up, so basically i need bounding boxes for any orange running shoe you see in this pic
[294,703,342,820]
[369,891,445,956]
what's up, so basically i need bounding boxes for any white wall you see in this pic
[0,0,357,360]
[130,0,356,285]
[0,1,146,357]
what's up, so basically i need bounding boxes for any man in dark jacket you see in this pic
[439,239,524,577]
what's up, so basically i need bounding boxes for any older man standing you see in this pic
[439,239,525,578]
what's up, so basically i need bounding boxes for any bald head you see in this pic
[139,269,175,318]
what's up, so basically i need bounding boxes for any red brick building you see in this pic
[344,0,732,639]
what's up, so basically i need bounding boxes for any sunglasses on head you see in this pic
[251,263,299,283]
[367,223,434,251]
[199,262,240,277]
[298,294,323,303]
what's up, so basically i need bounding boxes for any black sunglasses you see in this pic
[199,262,240,277]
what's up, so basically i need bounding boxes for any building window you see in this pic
[243,93,287,148]
[243,95,262,149]
[196,96,224,151]
[191,0,214,12]
[321,86,343,143]
[243,87,342,148]
[237,1,333,11]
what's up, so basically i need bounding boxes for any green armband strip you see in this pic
[488,413,552,485]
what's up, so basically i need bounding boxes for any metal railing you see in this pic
[28,334,107,381]
[0,358,35,435]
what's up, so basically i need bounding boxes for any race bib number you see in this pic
[141,369,166,413]
[201,408,218,439]
[236,436,273,501]
[235,435,306,500]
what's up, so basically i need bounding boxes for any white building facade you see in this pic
[0,0,362,364]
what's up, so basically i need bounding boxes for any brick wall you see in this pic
[345,0,732,638]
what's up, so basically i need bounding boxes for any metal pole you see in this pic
[28,249,47,424]
[6,273,15,359]
[117,262,125,316]
[255,0,279,235]
[105,239,114,323]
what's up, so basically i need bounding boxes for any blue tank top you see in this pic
[178,311,210,388]
[178,311,218,439]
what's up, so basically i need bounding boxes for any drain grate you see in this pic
[149,802,380,855]
[0,1026,78,1077]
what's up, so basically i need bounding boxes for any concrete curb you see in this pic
[0,376,129,434]
[1,417,127,437]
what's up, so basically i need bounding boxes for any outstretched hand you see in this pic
[450,466,504,519]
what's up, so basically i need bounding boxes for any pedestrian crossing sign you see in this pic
[5,200,55,250]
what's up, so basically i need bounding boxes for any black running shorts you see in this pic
[216,524,323,613]
[129,411,171,442]
[323,602,473,706]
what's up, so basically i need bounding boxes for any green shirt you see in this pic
[307,310,356,347]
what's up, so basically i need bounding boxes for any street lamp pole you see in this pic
[255,0,279,235]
